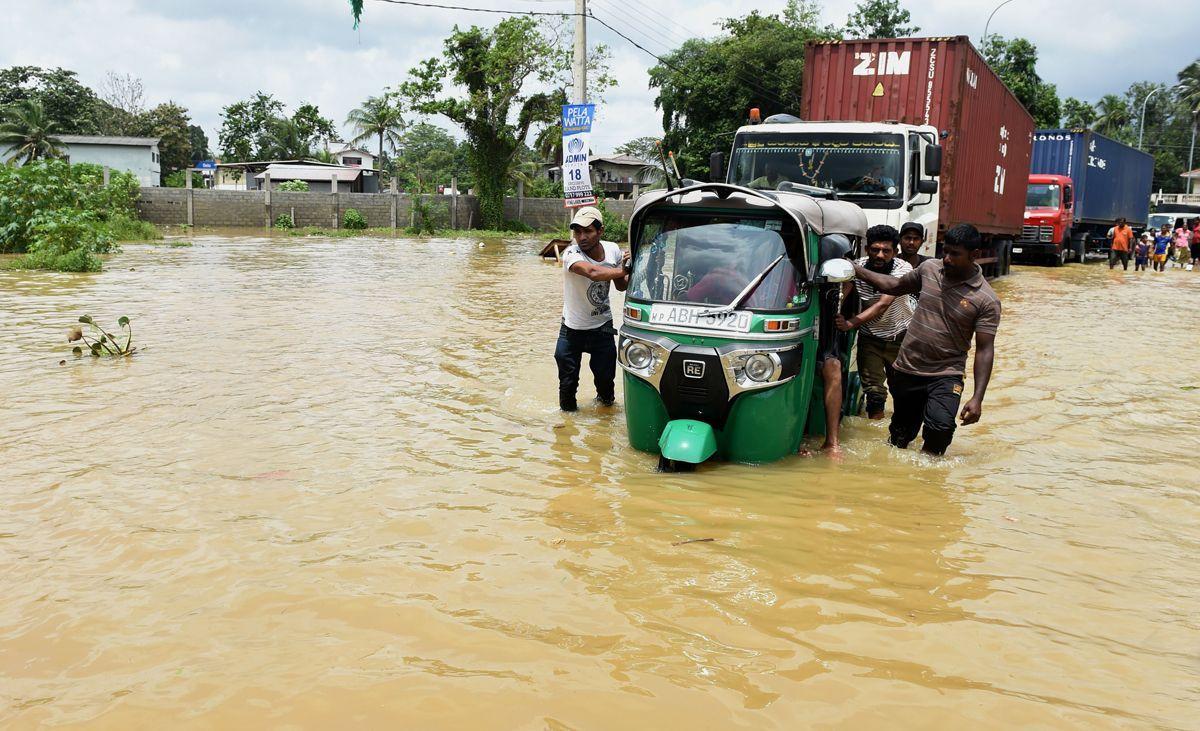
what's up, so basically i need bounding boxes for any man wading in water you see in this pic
[851,223,1000,455]
[556,207,629,412]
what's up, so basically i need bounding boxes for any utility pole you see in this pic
[572,0,587,104]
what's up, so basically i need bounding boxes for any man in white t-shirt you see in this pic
[556,206,629,412]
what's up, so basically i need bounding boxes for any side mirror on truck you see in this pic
[924,144,943,176]
[916,179,938,195]
[709,152,725,183]
[1063,187,1073,208]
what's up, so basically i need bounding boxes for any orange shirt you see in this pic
[1110,225,1133,252]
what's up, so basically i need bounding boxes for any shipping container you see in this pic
[1030,130,1153,226]
[801,36,1034,240]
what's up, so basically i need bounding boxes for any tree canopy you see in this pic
[843,0,919,39]
[981,36,1061,128]
[0,99,65,164]
[218,93,335,162]
[397,17,586,227]
[0,66,104,134]
[649,1,838,179]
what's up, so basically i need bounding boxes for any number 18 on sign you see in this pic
[562,104,596,208]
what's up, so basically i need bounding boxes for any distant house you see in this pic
[331,144,377,170]
[212,159,373,193]
[3,135,161,186]
[547,153,658,199]
[254,163,366,193]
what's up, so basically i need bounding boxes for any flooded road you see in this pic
[1,234,1197,729]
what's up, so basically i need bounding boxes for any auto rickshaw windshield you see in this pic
[627,214,802,311]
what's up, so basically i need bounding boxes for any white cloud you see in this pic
[1,0,1195,159]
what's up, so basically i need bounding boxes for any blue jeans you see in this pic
[554,321,617,408]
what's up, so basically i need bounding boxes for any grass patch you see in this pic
[104,214,161,242]
[284,226,575,241]
[166,241,194,247]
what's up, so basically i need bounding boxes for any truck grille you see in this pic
[1020,225,1055,242]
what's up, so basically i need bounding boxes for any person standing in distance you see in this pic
[898,222,932,270]
[556,206,629,412]
[851,224,1000,455]
[1107,217,1134,270]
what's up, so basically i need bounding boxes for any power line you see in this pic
[370,0,575,16]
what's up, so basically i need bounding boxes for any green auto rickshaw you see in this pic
[618,183,867,470]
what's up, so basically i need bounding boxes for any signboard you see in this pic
[195,160,217,170]
[561,104,596,208]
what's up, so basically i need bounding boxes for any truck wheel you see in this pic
[1052,247,1067,267]
[1072,234,1089,263]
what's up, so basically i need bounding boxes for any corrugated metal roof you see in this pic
[58,135,160,147]
[592,154,652,166]
[254,164,363,181]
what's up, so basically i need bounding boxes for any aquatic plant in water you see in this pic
[68,315,136,357]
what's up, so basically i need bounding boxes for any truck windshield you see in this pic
[628,213,802,311]
[1025,183,1060,208]
[729,132,904,203]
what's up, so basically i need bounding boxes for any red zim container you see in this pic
[801,36,1034,239]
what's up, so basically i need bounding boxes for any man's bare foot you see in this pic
[868,411,884,420]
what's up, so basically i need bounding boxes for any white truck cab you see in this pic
[717,118,944,257]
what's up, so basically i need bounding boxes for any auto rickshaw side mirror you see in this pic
[818,258,855,283]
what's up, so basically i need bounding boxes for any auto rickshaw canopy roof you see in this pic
[630,183,868,239]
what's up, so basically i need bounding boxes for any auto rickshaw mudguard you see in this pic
[657,419,718,464]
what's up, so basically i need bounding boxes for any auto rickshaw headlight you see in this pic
[744,353,775,382]
[626,341,654,370]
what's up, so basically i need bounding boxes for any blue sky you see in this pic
[1,0,1195,157]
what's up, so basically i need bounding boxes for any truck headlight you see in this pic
[625,341,653,370]
[744,353,774,382]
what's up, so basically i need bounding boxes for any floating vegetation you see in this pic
[68,315,136,357]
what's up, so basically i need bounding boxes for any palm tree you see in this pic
[262,117,315,160]
[1178,61,1200,115]
[345,94,404,172]
[0,99,65,164]
[1093,94,1131,136]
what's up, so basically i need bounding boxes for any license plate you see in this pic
[1012,247,1023,253]
[648,304,752,333]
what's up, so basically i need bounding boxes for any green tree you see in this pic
[345,94,405,172]
[392,121,471,192]
[649,1,837,178]
[981,36,1060,127]
[1060,97,1095,129]
[396,18,574,228]
[0,66,104,134]
[136,102,192,184]
[0,99,65,164]
[843,0,919,39]
[218,92,284,160]
[291,102,336,148]
[1093,94,1131,137]
[614,136,661,162]
[187,124,211,163]
[262,117,315,160]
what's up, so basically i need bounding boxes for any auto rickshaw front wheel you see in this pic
[657,455,697,473]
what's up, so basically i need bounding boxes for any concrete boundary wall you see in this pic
[136,187,635,233]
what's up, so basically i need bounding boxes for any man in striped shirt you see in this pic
[837,225,913,419]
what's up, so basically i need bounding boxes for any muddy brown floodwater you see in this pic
[1,233,1198,729]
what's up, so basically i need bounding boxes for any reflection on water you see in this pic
[1,235,1197,729]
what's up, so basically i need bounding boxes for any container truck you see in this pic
[1016,130,1154,265]
[711,36,1034,277]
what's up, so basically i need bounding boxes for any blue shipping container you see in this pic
[1030,130,1153,227]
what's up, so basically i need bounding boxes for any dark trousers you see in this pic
[554,322,616,408]
[1109,249,1130,269]
[857,331,904,414]
[887,368,964,455]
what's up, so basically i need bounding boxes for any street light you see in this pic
[1138,85,1181,149]
[982,0,1018,47]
